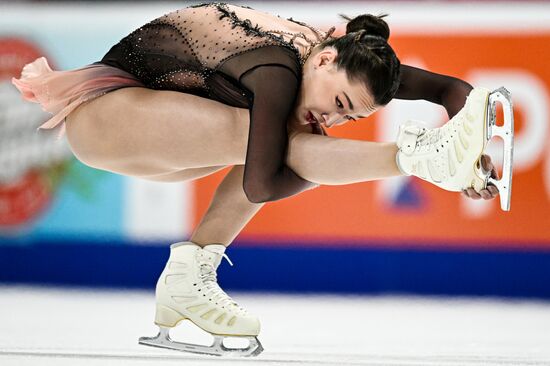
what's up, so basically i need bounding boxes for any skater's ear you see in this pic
[313,47,338,70]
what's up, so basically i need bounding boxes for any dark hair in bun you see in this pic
[317,13,400,106]
[341,13,390,41]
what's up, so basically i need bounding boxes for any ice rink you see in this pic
[1,286,549,366]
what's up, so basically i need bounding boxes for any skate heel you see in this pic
[154,304,186,327]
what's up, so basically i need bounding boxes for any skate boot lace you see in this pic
[416,127,441,151]
[198,255,248,315]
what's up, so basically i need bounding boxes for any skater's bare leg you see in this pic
[65,87,402,185]
[63,87,400,249]
[188,126,401,247]
[186,137,399,247]
[65,87,249,176]
[187,133,401,247]
[190,165,264,246]
[287,132,402,185]
[137,165,226,182]
[63,87,493,251]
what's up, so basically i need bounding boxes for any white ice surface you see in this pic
[1,286,549,366]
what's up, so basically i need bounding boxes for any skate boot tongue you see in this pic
[201,244,233,269]
[198,245,243,314]
[417,128,441,149]
[396,121,428,155]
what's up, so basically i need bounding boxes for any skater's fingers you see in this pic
[487,185,499,197]
[465,187,482,200]
[461,190,473,199]
[480,154,493,173]
[480,154,500,180]
[479,189,492,200]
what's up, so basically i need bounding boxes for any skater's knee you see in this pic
[65,110,106,168]
[66,120,122,171]
[65,88,147,167]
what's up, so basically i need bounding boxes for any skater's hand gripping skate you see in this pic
[396,87,514,211]
[462,154,499,200]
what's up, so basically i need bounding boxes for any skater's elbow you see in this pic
[243,178,274,203]
[449,78,473,95]
[442,79,475,118]
[243,188,273,203]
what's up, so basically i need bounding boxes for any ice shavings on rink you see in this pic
[1,286,550,366]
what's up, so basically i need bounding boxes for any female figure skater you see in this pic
[12,2,500,356]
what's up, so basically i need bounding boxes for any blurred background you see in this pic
[0,0,549,299]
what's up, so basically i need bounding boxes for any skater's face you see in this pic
[295,46,378,128]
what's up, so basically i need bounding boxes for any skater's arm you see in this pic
[395,64,473,118]
[238,64,317,203]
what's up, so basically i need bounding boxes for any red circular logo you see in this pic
[0,38,65,230]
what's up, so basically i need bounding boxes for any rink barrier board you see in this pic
[1,239,549,299]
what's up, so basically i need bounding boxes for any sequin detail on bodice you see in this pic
[100,2,335,102]
[98,2,334,203]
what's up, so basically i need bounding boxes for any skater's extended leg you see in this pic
[65,86,497,204]
[64,86,405,250]
[187,133,400,247]
[138,166,226,182]
[186,89,502,249]
[287,133,402,185]
[65,86,406,187]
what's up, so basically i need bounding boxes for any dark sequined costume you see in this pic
[99,2,335,202]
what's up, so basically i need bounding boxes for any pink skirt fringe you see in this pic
[11,57,144,139]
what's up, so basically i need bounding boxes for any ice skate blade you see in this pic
[486,87,514,211]
[138,326,264,357]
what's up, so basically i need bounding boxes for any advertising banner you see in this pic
[1,2,549,295]
[196,33,550,249]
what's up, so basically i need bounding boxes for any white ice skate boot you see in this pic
[396,87,514,211]
[139,242,263,357]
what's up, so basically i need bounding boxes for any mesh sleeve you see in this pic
[238,64,316,203]
[395,64,474,118]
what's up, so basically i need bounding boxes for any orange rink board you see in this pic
[194,33,550,249]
